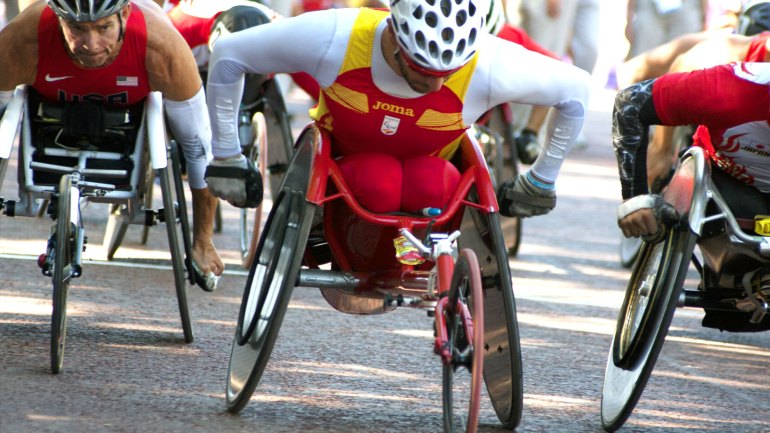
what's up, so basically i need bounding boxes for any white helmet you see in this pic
[484,0,505,35]
[390,0,485,73]
[47,0,129,21]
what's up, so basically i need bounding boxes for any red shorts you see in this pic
[337,153,461,214]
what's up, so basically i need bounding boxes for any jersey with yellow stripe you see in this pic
[310,8,476,160]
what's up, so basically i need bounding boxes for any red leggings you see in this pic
[338,153,461,214]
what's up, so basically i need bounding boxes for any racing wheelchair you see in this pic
[0,86,195,373]
[225,123,524,432]
[103,73,295,269]
[601,146,770,431]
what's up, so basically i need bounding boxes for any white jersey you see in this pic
[207,8,591,182]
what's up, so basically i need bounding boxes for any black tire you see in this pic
[260,79,294,198]
[601,223,698,432]
[159,141,194,343]
[482,105,522,257]
[618,235,642,269]
[239,112,268,268]
[226,188,309,413]
[460,211,523,429]
[442,249,485,433]
[51,175,75,374]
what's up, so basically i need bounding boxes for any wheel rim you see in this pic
[614,239,665,368]
[160,149,194,343]
[602,226,697,431]
[442,250,484,433]
[51,176,74,374]
[226,189,305,412]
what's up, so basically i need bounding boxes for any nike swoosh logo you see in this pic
[45,74,73,82]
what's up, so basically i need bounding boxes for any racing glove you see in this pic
[497,171,556,218]
[204,154,263,208]
[617,194,679,243]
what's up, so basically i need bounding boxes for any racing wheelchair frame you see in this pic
[0,86,195,373]
[224,124,524,432]
[601,146,770,431]
[102,74,295,269]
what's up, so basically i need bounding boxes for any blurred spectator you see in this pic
[626,0,708,58]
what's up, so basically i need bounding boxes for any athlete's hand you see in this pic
[204,154,263,208]
[497,171,556,218]
[617,194,679,243]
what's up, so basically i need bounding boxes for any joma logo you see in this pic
[372,100,415,117]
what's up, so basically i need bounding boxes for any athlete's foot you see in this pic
[192,240,224,292]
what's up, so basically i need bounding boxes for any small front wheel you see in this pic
[442,249,485,433]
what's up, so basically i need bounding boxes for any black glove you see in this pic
[204,154,263,208]
[497,171,556,217]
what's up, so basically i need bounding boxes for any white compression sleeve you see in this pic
[164,87,213,189]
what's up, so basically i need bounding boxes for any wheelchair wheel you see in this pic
[159,141,194,343]
[442,249,485,433]
[601,224,698,432]
[483,105,522,257]
[618,235,642,269]
[226,188,310,413]
[239,112,268,268]
[103,203,129,261]
[260,79,294,198]
[460,211,523,429]
[51,175,76,374]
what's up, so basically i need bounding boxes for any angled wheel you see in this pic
[103,204,129,261]
[159,141,194,343]
[601,223,698,432]
[460,210,523,429]
[482,105,522,256]
[226,188,312,413]
[51,175,77,374]
[260,79,295,198]
[239,112,268,267]
[442,249,485,433]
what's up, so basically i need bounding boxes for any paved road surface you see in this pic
[2,87,770,433]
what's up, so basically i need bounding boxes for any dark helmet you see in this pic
[47,0,129,22]
[208,5,272,51]
[736,0,770,36]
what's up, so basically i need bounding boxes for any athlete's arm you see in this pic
[470,36,590,185]
[646,34,751,188]
[0,2,44,91]
[206,9,346,157]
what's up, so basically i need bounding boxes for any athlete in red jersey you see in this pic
[614,61,770,240]
[0,0,225,290]
[638,1,770,190]
[206,1,590,217]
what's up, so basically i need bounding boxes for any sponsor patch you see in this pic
[381,115,400,135]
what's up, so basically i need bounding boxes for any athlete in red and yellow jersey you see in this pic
[0,0,224,290]
[207,1,590,217]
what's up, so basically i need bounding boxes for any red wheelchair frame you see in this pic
[225,123,523,432]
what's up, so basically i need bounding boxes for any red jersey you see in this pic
[310,8,476,160]
[496,23,559,60]
[745,31,770,62]
[33,6,151,106]
[167,5,217,49]
[654,63,770,190]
